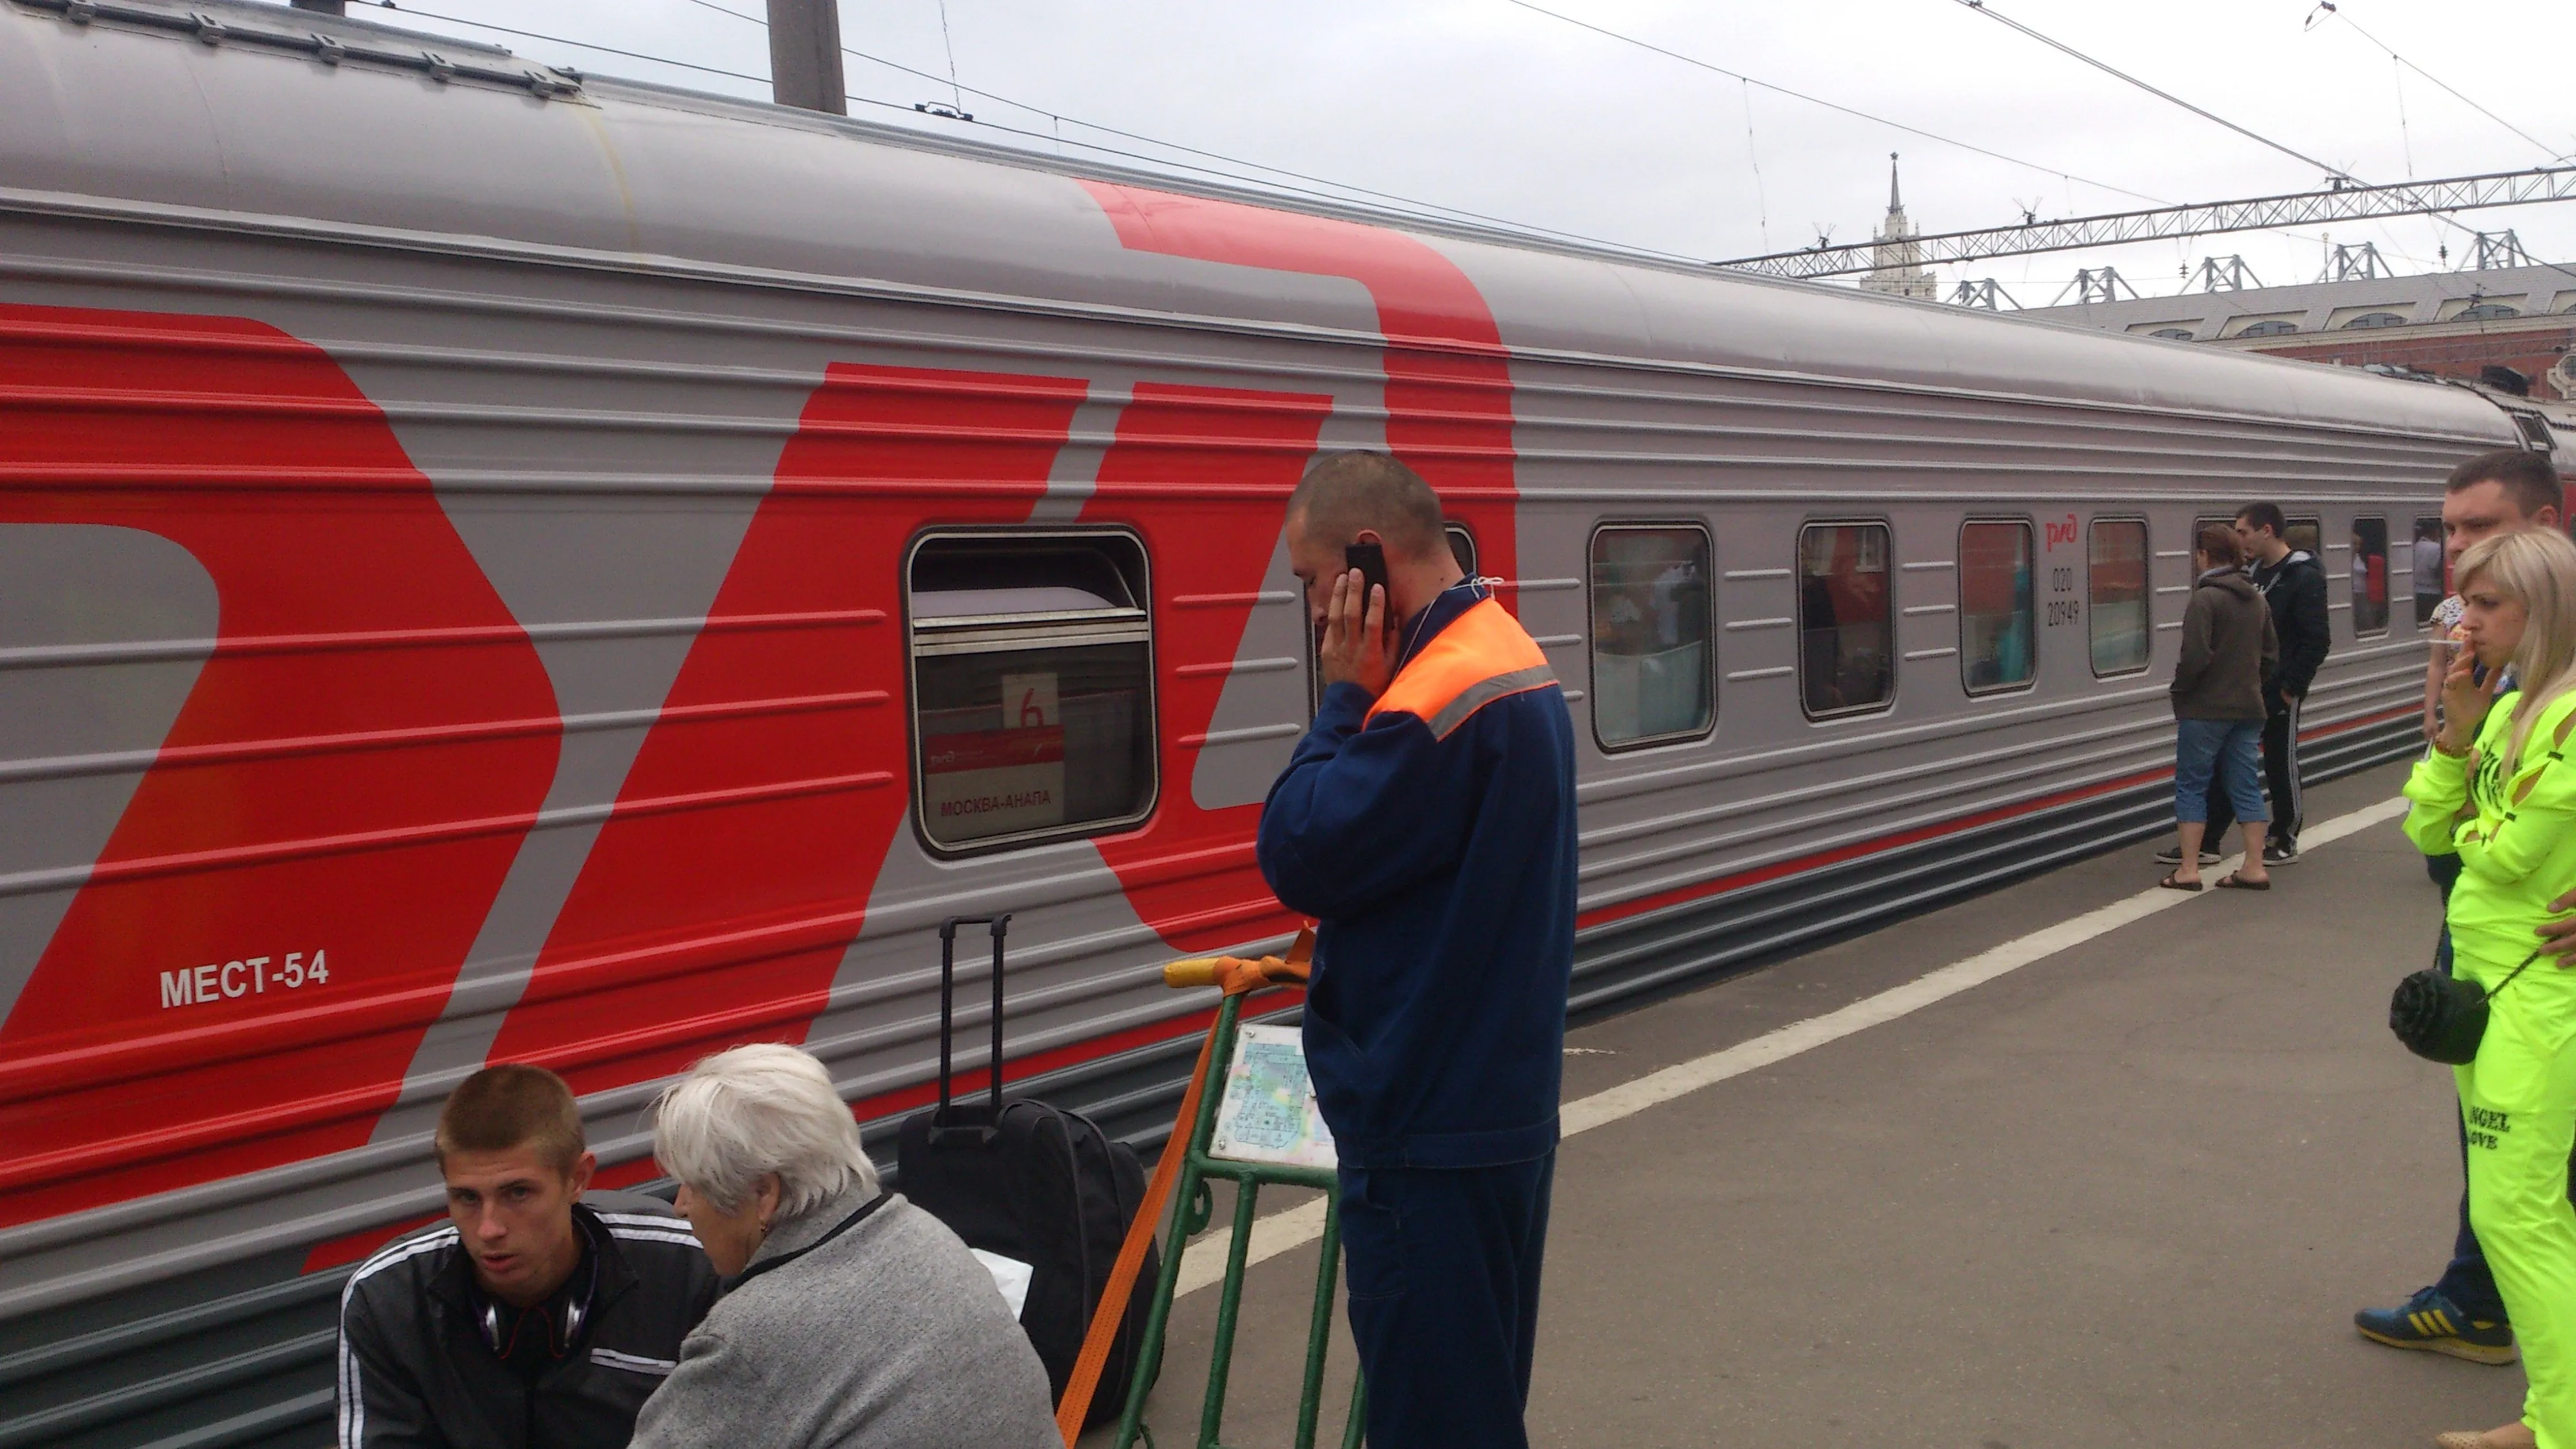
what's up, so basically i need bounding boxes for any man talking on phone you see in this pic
[1256,451,1577,1449]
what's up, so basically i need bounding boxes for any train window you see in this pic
[1589,525,1714,748]
[2284,517,2322,558]
[1959,520,2036,694]
[2414,517,2447,627]
[1797,522,1895,718]
[2352,516,2391,636]
[2087,518,2150,676]
[905,531,1157,853]
[1446,524,1479,579]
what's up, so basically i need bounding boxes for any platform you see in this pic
[1114,761,2528,1447]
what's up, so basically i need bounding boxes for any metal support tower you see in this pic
[766,0,848,115]
[2184,256,2262,292]
[1949,278,2016,310]
[2070,267,2139,305]
[2330,242,2387,281]
[1717,164,2576,280]
[2474,231,2533,270]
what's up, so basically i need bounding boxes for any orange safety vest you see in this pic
[1363,596,1559,740]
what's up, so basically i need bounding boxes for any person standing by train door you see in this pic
[2181,504,2330,866]
[1256,451,1578,1449]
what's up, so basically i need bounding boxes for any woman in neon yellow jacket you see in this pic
[2409,527,2576,1449]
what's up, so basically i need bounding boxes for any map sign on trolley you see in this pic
[1209,1023,1338,1168]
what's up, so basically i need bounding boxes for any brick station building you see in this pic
[2018,260,2576,402]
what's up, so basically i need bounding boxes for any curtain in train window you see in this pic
[907,534,1157,852]
[1959,520,2036,693]
[1589,525,1714,747]
[2087,518,2150,676]
[1797,522,1894,717]
[2414,517,2447,627]
[2352,516,2390,635]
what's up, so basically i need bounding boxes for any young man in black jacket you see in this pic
[337,1065,719,1449]
[2168,502,2329,865]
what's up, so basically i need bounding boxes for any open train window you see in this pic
[1797,522,1894,718]
[2351,516,2391,636]
[2087,518,2150,677]
[1959,520,2036,695]
[905,531,1157,854]
[2414,517,2447,627]
[1588,524,1714,749]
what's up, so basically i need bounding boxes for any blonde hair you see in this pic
[2456,527,2576,773]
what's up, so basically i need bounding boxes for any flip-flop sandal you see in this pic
[2158,872,2203,892]
[2214,872,2270,891]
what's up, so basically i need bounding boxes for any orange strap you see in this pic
[1054,932,1313,1444]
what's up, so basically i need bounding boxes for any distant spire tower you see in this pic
[1861,153,1939,301]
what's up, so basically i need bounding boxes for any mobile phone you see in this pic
[1344,542,1390,623]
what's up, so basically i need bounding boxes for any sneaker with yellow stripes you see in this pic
[2354,1287,2518,1365]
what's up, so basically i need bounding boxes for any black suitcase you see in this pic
[895,915,1162,1429]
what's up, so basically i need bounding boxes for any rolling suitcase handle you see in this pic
[932,914,1012,1146]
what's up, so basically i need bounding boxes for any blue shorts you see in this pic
[2175,717,2266,825]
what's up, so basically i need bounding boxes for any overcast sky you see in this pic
[370,0,2575,307]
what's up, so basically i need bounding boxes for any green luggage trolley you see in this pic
[1082,941,1367,1449]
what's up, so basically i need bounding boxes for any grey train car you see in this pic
[0,1,2554,1444]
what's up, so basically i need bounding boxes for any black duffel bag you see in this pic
[2391,943,2546,1065]
[895,915,1162,1430]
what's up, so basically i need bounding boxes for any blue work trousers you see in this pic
[1338,1153,1554,1449]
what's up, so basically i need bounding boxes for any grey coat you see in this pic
[629,1188,1057,1449]
[2171,569,2278,720]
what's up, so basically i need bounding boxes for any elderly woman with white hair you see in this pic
[629,1043,1058,1449]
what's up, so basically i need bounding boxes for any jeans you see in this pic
[2174,717,2267,826]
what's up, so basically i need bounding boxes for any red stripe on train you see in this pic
[0,305,560,1229]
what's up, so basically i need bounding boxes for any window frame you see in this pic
[2283,516,2324,559]
[2085,515,2153,680]
[2413,516,2447,628]
[1584,519,1718,752]
[1444,522,1479,580]
[2351,514,2392,638]
[901,525,1161,858]
[1956,516,2038,697]
[1795,518,1899,722]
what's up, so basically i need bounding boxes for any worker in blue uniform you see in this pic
[1256,451,1578,1449]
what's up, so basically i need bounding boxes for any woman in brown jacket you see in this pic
[2164,524,2280,890]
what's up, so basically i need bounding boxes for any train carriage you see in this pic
[0,1,2555,1443]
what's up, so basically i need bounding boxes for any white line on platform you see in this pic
[1172,793,2413,1298]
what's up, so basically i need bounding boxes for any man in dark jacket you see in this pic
[1256,451,1577,1449]
[2188,502,2329,864]
[337,1065,719,1449]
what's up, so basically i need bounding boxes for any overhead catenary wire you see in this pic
[1951,0,2350,184]
[360,0,1696,261]
[2310,3,2567,164]
[1505,0,2169,209]
[661,0,1703,259]
[1951,0,2576,288]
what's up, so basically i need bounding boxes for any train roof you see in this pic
[0,0,2522,450]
